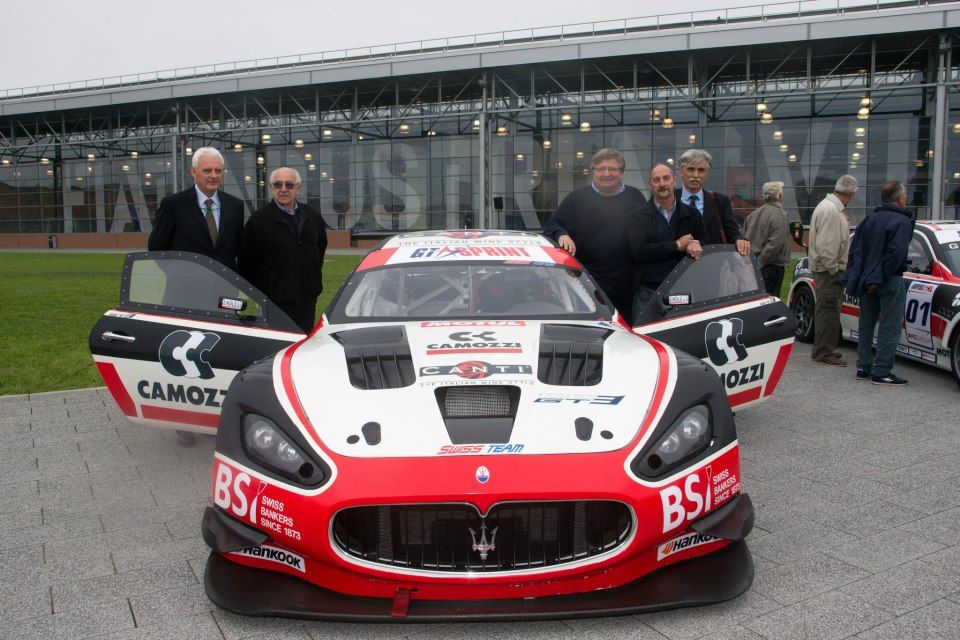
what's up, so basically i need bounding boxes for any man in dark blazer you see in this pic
[148,147,245,268]
[147,146,244,447]
[239,167,328,333]
[675,149,750,256]
[627,163,706,321]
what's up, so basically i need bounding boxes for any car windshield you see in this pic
[941,241,960,275]
[328,262,610,322]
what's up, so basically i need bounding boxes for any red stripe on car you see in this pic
[356,248,398,271]
[729,386,762,407]
[841,303,859,317]
[141,404,218,427]
[764,343,794,397]
[95,362,137,417]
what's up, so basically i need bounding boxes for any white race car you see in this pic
[90,230,795,620]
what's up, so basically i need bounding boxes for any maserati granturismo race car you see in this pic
[90,230,796,621]
[789,221,960,386]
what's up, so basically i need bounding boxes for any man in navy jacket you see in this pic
[843,180,914,386]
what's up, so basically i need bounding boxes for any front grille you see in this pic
[435,386,520,444]
[332,501,632,573]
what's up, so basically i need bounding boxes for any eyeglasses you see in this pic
[593,166,623,174]
[271,180,299,190]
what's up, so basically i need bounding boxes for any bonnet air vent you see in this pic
[537,324,611,387]
[332,326,415,390]
[435,386,520,444]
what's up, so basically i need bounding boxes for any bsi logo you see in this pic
[159,330,220,379]
[704,319,748,366]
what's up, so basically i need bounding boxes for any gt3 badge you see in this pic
[704,319,748,366]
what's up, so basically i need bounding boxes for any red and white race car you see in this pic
[90,230,795,620]
[788,221,960,386]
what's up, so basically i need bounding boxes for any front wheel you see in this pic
[790,285,815,343]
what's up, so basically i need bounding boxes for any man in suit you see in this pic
[239,167,328,333]
[627,163,705,320]
[148,147,244,268]
[148,146,245,447]
[676,149,750,256]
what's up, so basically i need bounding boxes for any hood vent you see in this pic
[537,324,611,387]
[435,386,520,444]
[332,326,415,390]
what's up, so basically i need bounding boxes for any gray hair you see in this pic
[762,181,784,202]
[268,167,302,185]
[591,148,625,171]
[835,174,859,196]
[678,149,714,169]
[191,147,224,168]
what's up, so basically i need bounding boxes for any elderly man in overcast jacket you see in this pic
[808,174,858,366]
[743,181,791,297]
[843,180,914,386]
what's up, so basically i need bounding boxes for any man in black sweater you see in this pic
[627,164,705,321]
[542,148,646,322]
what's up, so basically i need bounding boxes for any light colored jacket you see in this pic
[743,201,791,267]
[808,193,850,275]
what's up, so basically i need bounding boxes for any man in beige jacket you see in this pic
[808,175,858,365]
[744,181,791,297]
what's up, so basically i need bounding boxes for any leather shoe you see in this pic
[815,354,847,366]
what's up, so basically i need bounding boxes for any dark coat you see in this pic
[843,203,914,298]
[238,201,328,305]
[675,188,743,246]
[626,198,706,291]
[147,187,245,269]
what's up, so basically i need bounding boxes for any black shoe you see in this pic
[870,374,908,386]
[856,369,870,380]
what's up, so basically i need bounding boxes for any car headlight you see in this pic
[635,404,712,477]
[241,414,323,485]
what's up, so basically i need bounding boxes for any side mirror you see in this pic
[789,221,806,248]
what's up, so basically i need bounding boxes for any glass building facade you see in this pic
[2,13,960,237]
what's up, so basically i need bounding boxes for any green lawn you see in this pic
[0,253,361,396]
[0,252,798,396]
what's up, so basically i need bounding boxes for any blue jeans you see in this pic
[856,275,906,377]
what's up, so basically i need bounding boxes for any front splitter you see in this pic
[204,540,754,622]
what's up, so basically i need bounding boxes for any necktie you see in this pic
[689,194,699,211]
[204,199,217,246]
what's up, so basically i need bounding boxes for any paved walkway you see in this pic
[1,342,958,639]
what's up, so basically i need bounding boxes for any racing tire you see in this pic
[951,331,960,388]
[790,285,815,343]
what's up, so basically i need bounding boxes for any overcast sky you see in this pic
[4,0,759,91]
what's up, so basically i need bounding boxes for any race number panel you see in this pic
[904,280,937,350]
[634,247,797,410]
[90,252,304,432]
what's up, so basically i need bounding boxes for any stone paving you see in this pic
[1,340,958,639]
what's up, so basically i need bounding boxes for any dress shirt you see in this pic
[195,186,221,229]
[681,187,705,216]
[655,199,677,224]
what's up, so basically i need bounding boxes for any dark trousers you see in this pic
[760,264,785,298]
[812,270,843,360]
[856,275,906,377]
[279,298,318,334]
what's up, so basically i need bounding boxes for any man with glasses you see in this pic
[239,167,328,333]
[542,148,646,322]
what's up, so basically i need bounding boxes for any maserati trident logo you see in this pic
[475,466,490,483]
[469,522,498,560]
